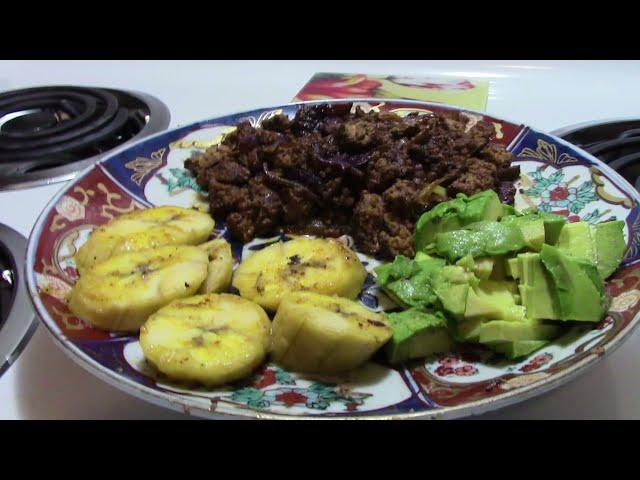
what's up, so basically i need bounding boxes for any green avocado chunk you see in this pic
[556,221,597,264]
[502,204,517,217]
[539,244,606,322]
[458,190,504,225]
[413,197,466,252]
[433,221,526,262]
[517,252,561,320]
[464,279,526,322]
[385,309,453,365]
[432,265,476,319]
[374,256,444,309]
[592,220,627,279]
[539,213,567,245]
[500,214,546,251]
[413,190,504,252]
[477,318,563,344]
[486,340,550,359]
[505,256,521,279]
[454,317,486,343]
[455,254,495,280]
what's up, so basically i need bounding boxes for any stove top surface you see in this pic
[0,86,170,190]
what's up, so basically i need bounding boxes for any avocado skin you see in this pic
[539,244,606,322]
[433,221,525,262]
[385,309,453,365]
[592,220,627,279]
[413,190,503,252]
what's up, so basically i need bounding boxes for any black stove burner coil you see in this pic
[0,108,130,163]
[606,152,640,192]
[0,90,117,142]
[0,87,127,162]
[584,135,640,157]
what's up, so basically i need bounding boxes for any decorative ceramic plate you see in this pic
[25,99,640,419]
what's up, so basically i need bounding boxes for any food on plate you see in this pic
[413,189,504,252]
[375,189,627,359]
[184,103,519,259]
[74,206,215,275]
[66,183,627,386]
[270,291,392,374]
[385,309,453,365]
[69,245,208,332]
[197,238,233,293]
[139,293,270,386]
[232,237,367,311]
[555,219,626,279]
[539,244,607,322]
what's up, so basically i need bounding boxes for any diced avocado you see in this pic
[436,284,469,319]
[539,244,606,322]
[414,251,444,265]
[455,253,475,271]
[476,257,496,280]
[385,309,453,365]
[540,213,567,245]
[487,340,550,359]
[592,220,627,279]
[433,222,526,262]
[413,190,503,252]
[454,317,485,342]
[438,265,476,284]
[455,254,494,280]
[501,215,546,251]
[505,256,521,279]
[413,197,466,252]
[478,318,563,343]
[502,204,517,217]
[556,221,596,264]
[577,257,609,311]
[554,220,626,280]
[519,207,539,215]
[374,256,441,309]
[432,265,475,319]
[374,255,416,285]
[464,280,526,322]
[517,252,561,320]
[458,190,503,225]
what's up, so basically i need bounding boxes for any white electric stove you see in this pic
[1,60,639,420]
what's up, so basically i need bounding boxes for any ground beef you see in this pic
[185,104,519,259]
